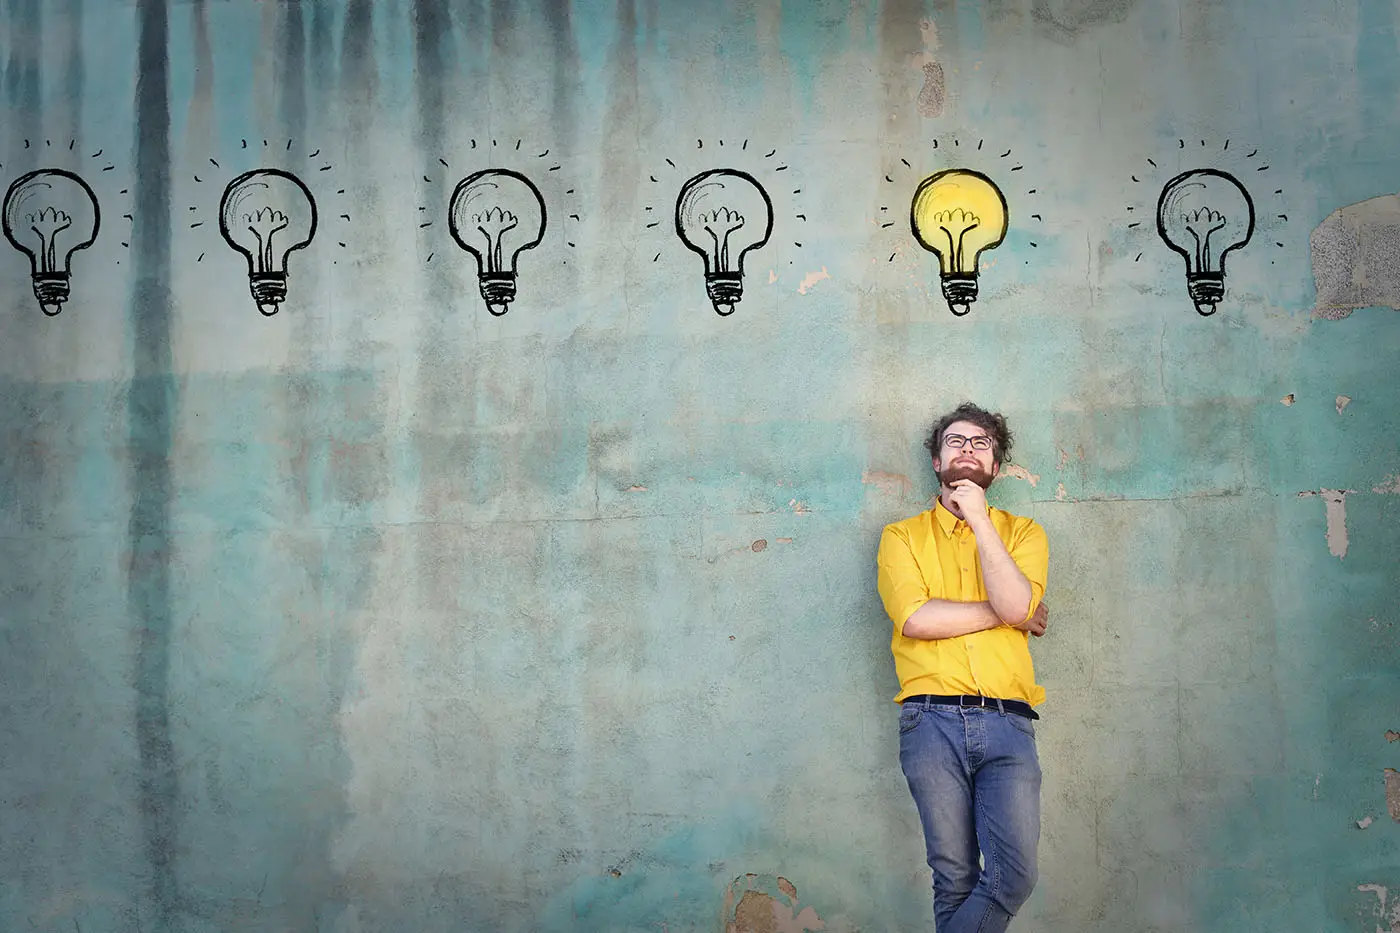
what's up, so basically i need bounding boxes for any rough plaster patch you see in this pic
[1387,769,1400,822]
[1358,883,1400,932]
[1298,489,1352,558]
[1281,393,1296,406]
[1001,464,1040,486]
[1374,475,1400,494]
[795,267,829,295]
[1359,815,1375,829]
[862,469,913,498]
[1310,193,1400,319]
[1337,395,1353,414]
[788,499,811,514]
[751,539,768,552]
[917,61,946,117]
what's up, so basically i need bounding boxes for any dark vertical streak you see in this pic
[129,0,177,927]
[542,0,579,150]
[309,0,335,95]
[6,0,42,140]
[62,0,84,143]
[341,0,375,137]
[277,0,306,134]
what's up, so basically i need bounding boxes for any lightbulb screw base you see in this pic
[941,273,979,317]
[706,273,743,316]
[479,273,517,316]
[1186,273,1224,316]
[32,273,70,317]
[250,273,288,316]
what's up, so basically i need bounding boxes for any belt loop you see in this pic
[994,697,1005,716]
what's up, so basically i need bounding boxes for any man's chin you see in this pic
[939,465,995,489]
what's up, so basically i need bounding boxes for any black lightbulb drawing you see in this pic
[1156,169,1254,315]
[218,168,317,316]
[448,169,547,316]
[674,169,773,315]
[2,169,100,316]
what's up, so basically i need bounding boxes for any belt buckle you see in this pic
[962,695,987,709]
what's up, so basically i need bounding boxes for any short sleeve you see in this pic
[876,524,931,630]
[1008,519,1049,622]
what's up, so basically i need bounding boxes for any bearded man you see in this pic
[876,402,1051,933]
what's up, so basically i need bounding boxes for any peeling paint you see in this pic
[1001,464,1040,486]
[724,874,825,933]
[1281,393,1296,406]
[625,484,648,492]
[797,266,829,294]
[1311,193,1400,319]
[751,539,767,552]
[1055,482,1069,501]
[861,469,913,497]
[1358,883,1400,932]
[1298,489,1352,558]
[775,537,793,544]
[1387,730,1400,742]
[1374,475,1400,494]
[1387,769,1400,822]
[1337,395,1353,413]
[1358,815,1375,829]
[788,499,811,514]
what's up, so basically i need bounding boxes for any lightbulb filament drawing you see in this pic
[910,169,1008,316]
[2,169,100,316]
[675,169,773,316]
[219,169,318,316]
[1156,168,1254,315]
[449,169,547,316]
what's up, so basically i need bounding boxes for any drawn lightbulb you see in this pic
[448,169,546,316]
[675,169,774,316]
[910,169,1008,316]
[1156,169,1254,316]
[2,169,100,316]
[218,169,317,316]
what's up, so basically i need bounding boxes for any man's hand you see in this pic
[1010,601,1049,637]
[946,479,990,526]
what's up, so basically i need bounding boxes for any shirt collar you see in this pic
[933,497,962,537]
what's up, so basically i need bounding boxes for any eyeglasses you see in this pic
[943,434,992,451]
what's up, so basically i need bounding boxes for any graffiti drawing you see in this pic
[2,169,100,316]
[1156,168,1254,315]
[448,168,547,316]
[218,168,317,316]
[910,168,1009,316]
[1121,140,1284,315]
[675,169,773,316]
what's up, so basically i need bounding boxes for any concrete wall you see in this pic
[1,1,1397,930]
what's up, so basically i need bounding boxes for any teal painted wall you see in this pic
[1,1,1398,931]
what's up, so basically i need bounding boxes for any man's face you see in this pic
[933,419,999,489]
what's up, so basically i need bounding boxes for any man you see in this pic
[876,402,1050,933]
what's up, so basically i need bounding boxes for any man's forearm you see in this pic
[968,519,1033,623]
[901,598,1005,640]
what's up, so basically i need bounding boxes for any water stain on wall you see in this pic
[128,0,178,924]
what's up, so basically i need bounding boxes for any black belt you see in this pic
[902,694,1040,720]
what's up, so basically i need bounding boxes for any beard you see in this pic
[937,462,996,490]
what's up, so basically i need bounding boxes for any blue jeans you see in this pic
[899,701,1041,932]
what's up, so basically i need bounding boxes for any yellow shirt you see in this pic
[877,500,1049,705]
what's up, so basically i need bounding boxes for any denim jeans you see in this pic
[898,700,1041,933]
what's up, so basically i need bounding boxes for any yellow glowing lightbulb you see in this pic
[910,169,1008,315]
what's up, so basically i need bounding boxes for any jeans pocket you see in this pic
[1005,712,1037,738]
[898,706,922,735]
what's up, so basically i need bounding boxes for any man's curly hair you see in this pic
[923,402,1014,467]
